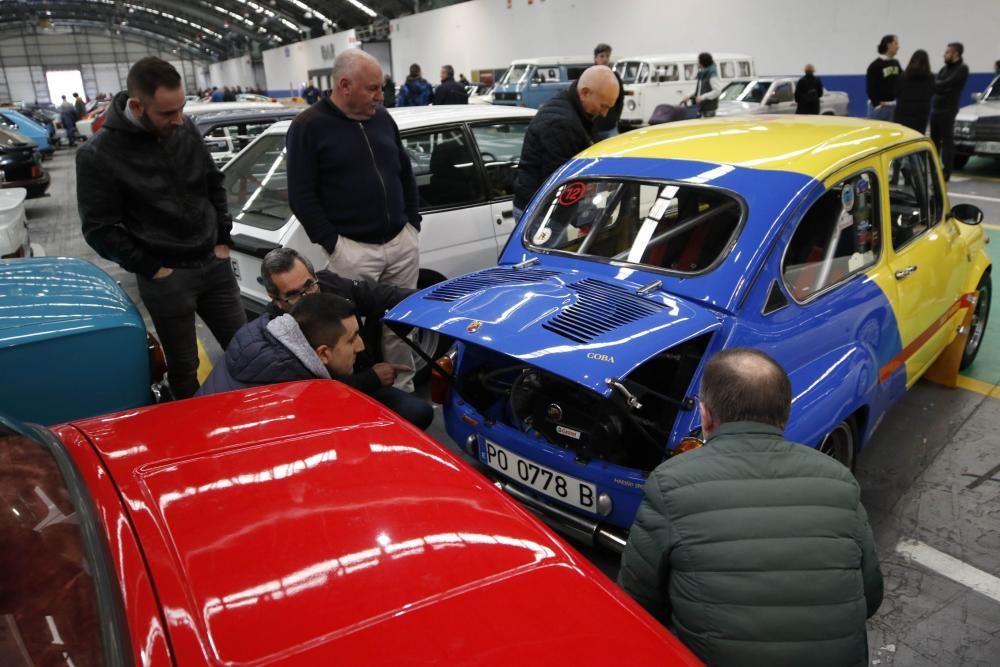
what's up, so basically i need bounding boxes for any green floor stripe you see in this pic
[960,228,1000,385]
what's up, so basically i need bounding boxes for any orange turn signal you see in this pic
[672,436,704,456]
[430,354,454,405]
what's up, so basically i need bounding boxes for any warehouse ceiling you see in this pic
[0,0,427,60]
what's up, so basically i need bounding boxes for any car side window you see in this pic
[739,61,753,77]
[888,150,944,249]
[656,65,679,82]
[684,63,697,80]
[773,83,794,103]
[223,134,291,232]
[720,61,736,78]
[205,124,234,154]
[402,128,484,209]
[782,172,881,301]
[470,122,528,200]
[232,122,275,153]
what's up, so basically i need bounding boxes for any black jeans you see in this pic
[370,385,434,430]
[930,110,957,179]
[137,257,246,399]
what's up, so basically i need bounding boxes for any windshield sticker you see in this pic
[559,182,587,206]
[533,226,553,245]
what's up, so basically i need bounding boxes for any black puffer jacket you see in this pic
[513,81,594,210]
[932,59,970,114]
[619,422,883,667]
[433,78,469,105]
[77,91,232,279]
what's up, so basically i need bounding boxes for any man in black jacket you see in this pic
[930,42,970,181]
[257,248,433,429]
[433,65,468,105]
[286,48,422,392]
[794,64,824,114]
[77,57,246,399]
[512,66,620,219]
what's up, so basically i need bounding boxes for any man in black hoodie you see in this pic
[77,57,246,399]
[286,48,421,392]
[512,65,620,219]
[930,42,970,181]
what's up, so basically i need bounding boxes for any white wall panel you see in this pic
[208,55,256,89]
[262,29,360,95]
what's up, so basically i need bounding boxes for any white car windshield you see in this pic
[223,133,292,232]
[719,80,770,103]
[524,179,742,274]
[985,76,1000,101]
[615,61,649,84]
[501,65,530,85]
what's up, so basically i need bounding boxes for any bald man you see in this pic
[512,65,620,218]
[286,48,421,391]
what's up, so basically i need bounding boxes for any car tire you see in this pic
[412,273,451,383]
[960,274,991,370]
[953,153,970,170]
[819,417,856,469]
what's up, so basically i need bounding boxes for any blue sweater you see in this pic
[286,98,421,253]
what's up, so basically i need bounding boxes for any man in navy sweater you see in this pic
[286,49,421,392]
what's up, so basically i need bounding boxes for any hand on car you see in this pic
[373,362,411,386]
[214,244,231,259]
[153,266,173,280]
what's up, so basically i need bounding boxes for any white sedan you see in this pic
[223,105,536,367]
[715,77,850,117]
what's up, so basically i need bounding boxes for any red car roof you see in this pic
[64,381,700,665]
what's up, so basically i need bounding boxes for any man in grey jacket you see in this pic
[619,347,883,666]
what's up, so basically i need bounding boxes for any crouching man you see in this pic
[618,347,883,666]
[257,248,433,430]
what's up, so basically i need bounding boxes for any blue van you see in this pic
[0,109,53,155]
[492,57,592,109]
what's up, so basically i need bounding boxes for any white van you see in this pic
[614,53,755,130]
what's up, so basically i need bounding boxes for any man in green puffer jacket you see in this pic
[618,348,883,666]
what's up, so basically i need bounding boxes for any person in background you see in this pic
[893,49,934,133]
[512,66,620,220]
[223,86,237,102]
[58,96,79,146]
[302,82,321,105]
[72,93,86,120]
[397,63,433,107]
[685,52,722,118]
[458,73,469,86]
[930,42,969,181]
[255,248,433,429]
[794,64,824,114]
[995,60,1000,75]
[866,34,902,120]
[286,49,421,392]
[592,42,624,139]
[619,347,883,666]
[77,57,246,399]
[382,74,396,107]
[433,65,469,105]
[210,86,224,102]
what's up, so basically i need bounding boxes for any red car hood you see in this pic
[69,381,698,665]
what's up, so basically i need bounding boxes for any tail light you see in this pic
[31,165,41,178]
[672,434,705,457]
[148,333,168,383]
[430,349,457,405]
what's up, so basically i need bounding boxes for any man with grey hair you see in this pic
[433,64,468,105]
[286,48,422,391]
[619,347,883,666]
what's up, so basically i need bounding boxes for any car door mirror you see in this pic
[971,92,982,103]
[950,203,984,225]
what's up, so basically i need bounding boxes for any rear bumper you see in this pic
[1,173,49,198]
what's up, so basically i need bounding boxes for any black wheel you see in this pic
[953,153,970,170]
[819,418,856,469]
[960,274,991,370]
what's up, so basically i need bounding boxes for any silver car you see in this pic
[715,77,849,117]
[954,74,1000,169]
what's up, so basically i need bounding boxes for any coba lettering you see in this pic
[586,352,615,363]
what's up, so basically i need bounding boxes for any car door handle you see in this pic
[500,209,514,219]
[894,265,918,280]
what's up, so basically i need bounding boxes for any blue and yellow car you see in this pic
[386,116,992,549]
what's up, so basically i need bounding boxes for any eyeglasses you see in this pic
[278,278,320,305]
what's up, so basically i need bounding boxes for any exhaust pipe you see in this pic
[501,482,628,554]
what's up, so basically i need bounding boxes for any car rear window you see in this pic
[0,425,106,666]
[224,133,292,232]
[524,178,742,274]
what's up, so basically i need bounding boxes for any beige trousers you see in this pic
[327,224,419,392]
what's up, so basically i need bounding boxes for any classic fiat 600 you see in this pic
[386,116,992,550]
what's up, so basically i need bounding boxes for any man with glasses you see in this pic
[201,247,433,428]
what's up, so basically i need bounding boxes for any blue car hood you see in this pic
[386,265,722,397]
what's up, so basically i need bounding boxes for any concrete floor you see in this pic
[29,145,1000,666]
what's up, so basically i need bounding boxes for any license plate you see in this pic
[230,257,241,280]
[975,141,1000,154]
[482,440,598,514]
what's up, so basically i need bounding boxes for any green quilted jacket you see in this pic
[618,421,883,666]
